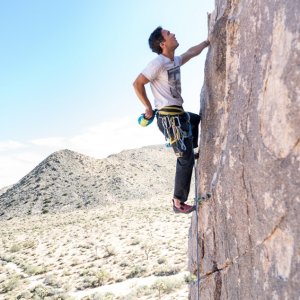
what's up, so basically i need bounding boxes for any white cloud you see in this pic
[68,116,163,157]
[0,116,164,189]
[31,137,66,147]
[0,140,27,152]
[0,154,35,188]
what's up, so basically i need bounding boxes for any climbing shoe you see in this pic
[172,200,195,214]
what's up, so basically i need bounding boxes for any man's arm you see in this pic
[133,74,153,119]
[181,40,210,65]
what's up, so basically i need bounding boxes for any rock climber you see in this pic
[133,26,210,214]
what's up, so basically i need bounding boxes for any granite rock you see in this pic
[189,0,300,299]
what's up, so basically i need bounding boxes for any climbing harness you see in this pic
[157,105,185,116]
[158,107,192,157]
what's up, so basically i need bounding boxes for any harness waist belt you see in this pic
[158,106,185,116]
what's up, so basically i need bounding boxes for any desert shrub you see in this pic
[22,239,36,249]
[119,261,129,267]
[16,290,33,299]
[9,243,22,253]
[103,245,116,257]
[141,242,153,260]
[184,273,197,284]
[92,293,115,300]
[126,266,146,279]
[0,254,13,262]
[44,274,62,288]
[157,257,167,265]
[94,269,110,286]
[151,278,183,298]
[70,258,80,266]
[82,276,97,289]
[9,239,36,253]
[130,238,140,245]
[24,264,47,275]
[79,269,90,277]
[80,269,110,289]
[1,274,20,292]
[30,284,53,298]
[42,208,49,214]
[154,265,181,276]
[129,285,152,298]
[152,280,167,299]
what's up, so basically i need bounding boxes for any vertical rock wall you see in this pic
[189,0,300,299]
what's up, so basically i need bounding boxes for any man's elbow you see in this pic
[132,79,136,87]
[133,78,144,92]
[132,78,140,90]
[133,81,142,96]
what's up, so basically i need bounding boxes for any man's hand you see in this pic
[204,39,210,47]
[145,107,153,119]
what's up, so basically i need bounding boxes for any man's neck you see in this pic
[161,50,175,61]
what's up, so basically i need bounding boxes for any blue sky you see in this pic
[0,1,214,188]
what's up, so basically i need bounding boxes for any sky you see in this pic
[0,1,215,188]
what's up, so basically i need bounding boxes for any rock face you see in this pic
[189,1,300,299]
[0,145,175,220]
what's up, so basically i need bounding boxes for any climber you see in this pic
[133,26,210,214]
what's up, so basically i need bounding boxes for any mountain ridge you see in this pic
[0,145,175,220]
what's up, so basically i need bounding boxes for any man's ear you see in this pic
[160,41,165,49]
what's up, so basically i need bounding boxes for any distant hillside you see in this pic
[0,145,175,220]
[0,185,12,196]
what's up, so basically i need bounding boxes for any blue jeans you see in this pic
[157,112,200,202]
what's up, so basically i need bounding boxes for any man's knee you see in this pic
[188,112,201,125]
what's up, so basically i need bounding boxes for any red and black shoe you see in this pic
[172,200,195,214]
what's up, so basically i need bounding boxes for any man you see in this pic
[133,26,209,214]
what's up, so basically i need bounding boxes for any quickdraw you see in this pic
[160,114,190,156]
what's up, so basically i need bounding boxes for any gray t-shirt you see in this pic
[142,54,183,109]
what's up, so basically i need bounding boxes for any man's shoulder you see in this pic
[147,55,164,66]
[147,54,182,65]
[143,55,165,76]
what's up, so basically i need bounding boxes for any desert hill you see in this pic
[0,145,176,220]
[0,145,192,299]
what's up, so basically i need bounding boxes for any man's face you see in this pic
[161,29,179,50]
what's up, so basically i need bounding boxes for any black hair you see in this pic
[148,26,164,54]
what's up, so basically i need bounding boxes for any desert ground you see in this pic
[0,194,195,299]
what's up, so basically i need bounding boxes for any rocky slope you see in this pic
[0,145,176,220]
[189,1,300,299]
[0,185,12,196]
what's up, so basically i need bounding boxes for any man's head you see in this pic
[148,26,179,54]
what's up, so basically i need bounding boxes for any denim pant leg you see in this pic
[157,113,197,202]
[173,133,194,202]
[188,112,201,148]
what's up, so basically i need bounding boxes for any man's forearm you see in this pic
[181,40,210,65]
[133,78,154,119]
[189,40,210,57]
[133,82,152,110]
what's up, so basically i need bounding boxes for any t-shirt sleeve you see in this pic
[176,55,183,66]
[142,59,162,81]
